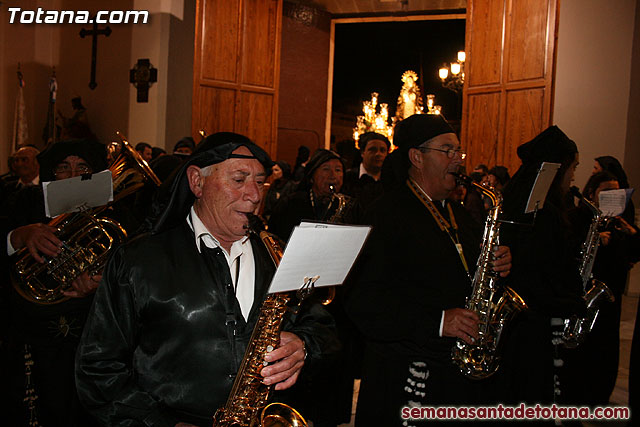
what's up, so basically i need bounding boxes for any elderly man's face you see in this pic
[54,155,93,180]
[11,147,39,180]
[311,159,343,198]
[409,133,464,200]
[189,146,266,244]
[362,139,388,173]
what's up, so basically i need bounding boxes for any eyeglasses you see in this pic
[417,146,467,160]
[54,164,93,177]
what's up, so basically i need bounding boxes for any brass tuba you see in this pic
[212,229,308,427]
[451,174,528,379]
[11,133,161,305]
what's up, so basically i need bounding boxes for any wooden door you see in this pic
[192,0,282,157]
[461,0,558,173]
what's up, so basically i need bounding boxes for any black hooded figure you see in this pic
[496,126,587,410]
[75,132,338,426]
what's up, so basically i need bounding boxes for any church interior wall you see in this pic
[164,0,195,150]
[1,0,62,170]
[2,0,639,191]
[127,6,169,150]
[276,2,331,168]
[0,0,195,174]
[554,0,638,203]
[624,0,640,220]
[56,0,133,148]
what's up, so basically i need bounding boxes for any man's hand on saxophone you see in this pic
[491,245,512,277]
[261,331,306,390]
[443,308,479,344]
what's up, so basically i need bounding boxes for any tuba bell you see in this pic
[11,133,161,305]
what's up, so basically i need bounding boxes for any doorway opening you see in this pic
[327,15,465,156]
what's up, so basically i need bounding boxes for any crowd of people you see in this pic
[0,114,638,427]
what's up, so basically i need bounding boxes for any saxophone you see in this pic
[561,187,614,348]
[451,175,528,379]
[326,184,352,224]
[212,230,308,427]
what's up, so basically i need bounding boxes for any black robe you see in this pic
[1,185,96,426]
[75,221,338,426]
[346,183,484,426]
[497,197,585,408]
[562,205,640,406]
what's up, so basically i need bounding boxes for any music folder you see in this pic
[525,162,560,214]
[267,222,371,294]
[43,170,114,217]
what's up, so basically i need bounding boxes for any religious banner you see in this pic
[12,65,28,150]
[42,70,58,146]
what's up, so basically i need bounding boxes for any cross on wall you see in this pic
[79,21,112,90]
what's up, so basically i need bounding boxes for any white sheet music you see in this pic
[267,222,371,294]
[525,162,560,214]
[42,170,113,217]
[599,188,634,217]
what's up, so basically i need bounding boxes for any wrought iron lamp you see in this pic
[439,51,465,93]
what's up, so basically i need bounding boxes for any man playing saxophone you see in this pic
[346,114,512,426]
[75,132,338,426]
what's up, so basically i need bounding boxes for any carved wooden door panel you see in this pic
[461,0,558,173]
[192,0,282,157]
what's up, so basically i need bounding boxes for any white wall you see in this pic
[554,0,637,196]
[0,0,194,174]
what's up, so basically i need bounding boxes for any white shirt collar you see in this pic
[359,163,380,181]
[18,175,39,187]
[187,206,249,256]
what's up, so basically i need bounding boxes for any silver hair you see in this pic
[199,165,214,177]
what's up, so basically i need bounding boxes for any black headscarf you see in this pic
[173,137,195,154]
[381,114,455,187]
[37,138,108,182]
[502,126,578,220]
[595,156,629,188]
[299,149,344,191]
[151,132,273,233]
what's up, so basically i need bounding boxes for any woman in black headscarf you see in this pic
[267,149,356,427]
[592,155,635,223]
[495,126,586,408]
[267,149,353,240]
[262,160,294,220]
[562,171,640,408]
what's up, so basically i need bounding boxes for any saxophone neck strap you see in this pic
[407,178,470,277]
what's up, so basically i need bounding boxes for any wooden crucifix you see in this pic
[79,22,112,90]
[129,59,158,103]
